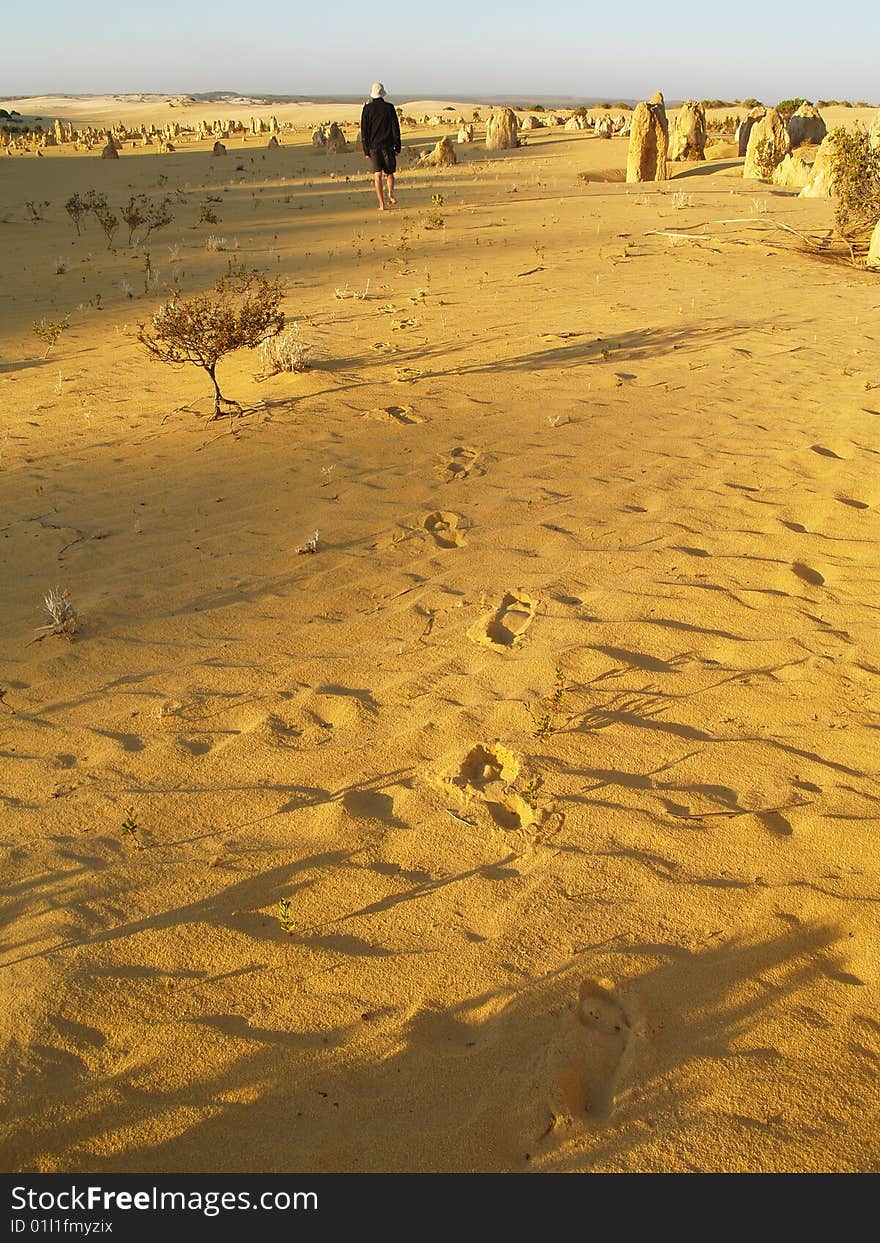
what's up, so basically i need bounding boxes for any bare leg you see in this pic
[373,171,386,211]
[387,172,397,205]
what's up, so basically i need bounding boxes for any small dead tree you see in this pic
[121,194,174,246]
[138,269,285,418]
[65,193,88,236]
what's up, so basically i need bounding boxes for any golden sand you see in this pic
[1,98,878,1173]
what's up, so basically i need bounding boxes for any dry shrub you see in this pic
[753,136,783,181]
[138,269,284,417]
[259,324,311,374]
[829,125,880,254]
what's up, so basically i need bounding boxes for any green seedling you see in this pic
[278,897,296,934]
[121,806,144,850]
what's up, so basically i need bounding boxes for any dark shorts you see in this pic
[368,147,397,174]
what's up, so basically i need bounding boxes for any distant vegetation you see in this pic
[777,98,811,116]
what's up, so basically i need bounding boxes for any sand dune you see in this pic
[1,106,878,1173]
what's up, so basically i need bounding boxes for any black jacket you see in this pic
[360,98,401,155]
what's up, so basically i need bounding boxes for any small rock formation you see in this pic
[457,123,474,143]
[743,108,791,180]
[786,103,827,148]
[312,126,327,149]
[212,140,227,156]
[668,100,707,161]
[520,114,543,130]
[420,136,456,167]
[267,135,280,149]
[564,114,587,131]
[547,113,564,126]
[100,135,119,159]
[771,152,811,190]
[485,107,519,150]
[594,116,613,139]
[159,140,175,153]
[326,122,348,153]
[798,132,840,198]
[626,91,669,182]
[736,106,766,156]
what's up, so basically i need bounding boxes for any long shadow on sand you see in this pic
[3,921,860,1172]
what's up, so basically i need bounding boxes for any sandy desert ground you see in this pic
[1,96,879,1173]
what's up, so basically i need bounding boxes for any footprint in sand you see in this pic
[453,743,536,832]
[555,978,635,1124]
[439,446,483,481]
[423,511,467,548]
[469,591,536,648]
[366,404,425,425]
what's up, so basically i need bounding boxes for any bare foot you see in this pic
[389,195,397,205]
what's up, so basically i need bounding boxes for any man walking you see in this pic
[361,83,401,211]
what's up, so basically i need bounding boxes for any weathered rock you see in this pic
[669,100,707,161]
[100,136,119,159]
[212,140,227,156]
[312,126,327,149]
[626,92,669,182]
[457,123,474,143]
[798,132,840,198]
[564,114,587,131]
[867,217,880,268]
[547,113,564,126]
[786,103,827,148]
[485,107,519,150]
[159,141,175,153]
[420,135,456,167]
[267,135,280,149]
[736,107,765,156]
[326,122,348,154]
[743,108,791,179]
[520,114,543,130]
[771,152,812,189]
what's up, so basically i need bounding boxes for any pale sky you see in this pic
[4,0,878,103]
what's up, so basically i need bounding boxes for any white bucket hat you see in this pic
[370,82,386,98]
